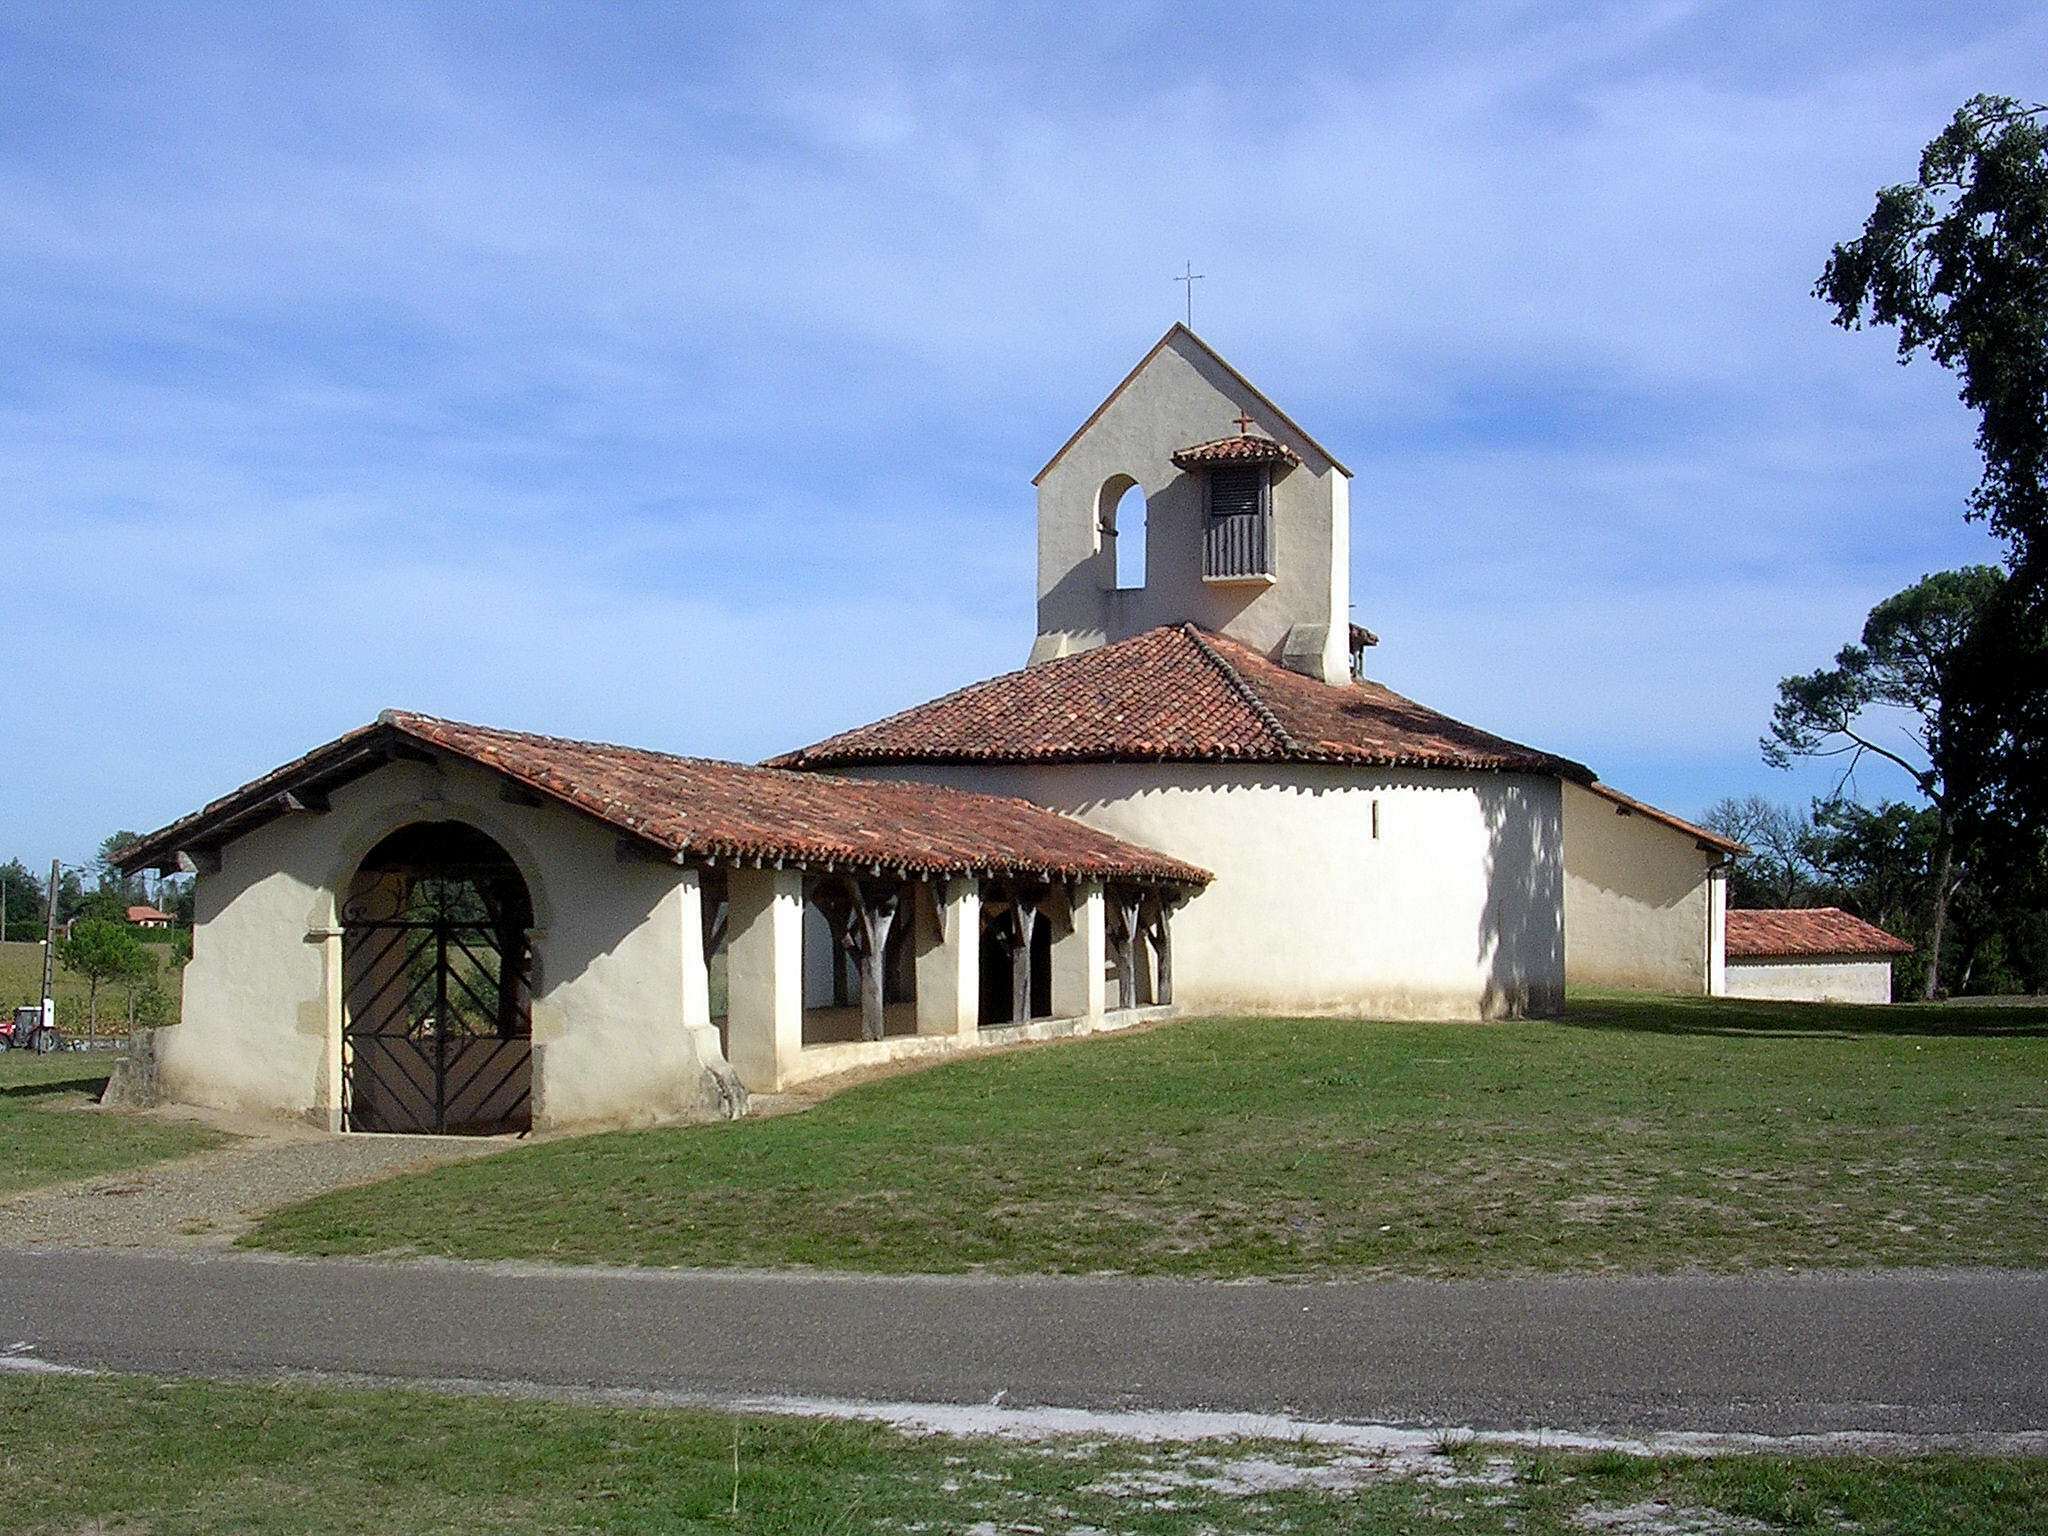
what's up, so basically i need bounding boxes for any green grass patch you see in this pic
[247,993,2048,1279]
[0,1052,224,1197]
[0,936,183,1032]
[1,1373,2042,1535]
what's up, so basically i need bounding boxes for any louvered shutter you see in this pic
[1203,467,1271,578]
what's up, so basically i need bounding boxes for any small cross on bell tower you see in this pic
[1233,409,1256,435]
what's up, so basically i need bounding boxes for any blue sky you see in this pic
[2,1,2036,869]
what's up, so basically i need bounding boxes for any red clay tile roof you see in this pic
[1584,782,1747,856]
[125,906,171,923]
[772,623,1593,778]
[116,714,1207,887]
[1725,908,1912,959]
[1171,434,1302,470]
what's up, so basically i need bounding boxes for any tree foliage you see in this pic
[1703,795,1820,909]
[1820,94,2048,844]
[1819,94,2048,570]
[0,858,45,941]
[1764,567,2006,996]
[1764,565,2001,798]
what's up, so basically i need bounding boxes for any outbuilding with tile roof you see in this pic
[1722,907,1912,1003]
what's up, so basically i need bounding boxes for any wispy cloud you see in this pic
[0,1,2038,859]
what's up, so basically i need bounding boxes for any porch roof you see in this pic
[116,712,1209,888]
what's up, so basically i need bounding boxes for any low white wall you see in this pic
[1724,956,1894,1004]
[833,762,1564,1021]
[1561,782,1722,995]
[781,1004,1171,1090]
[166,754,736,1131]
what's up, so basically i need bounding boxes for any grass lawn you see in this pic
[0,936,183,1032]
[2,1374,2041,1536]
[0,1052,225,1197]
[245,993,2048,1279]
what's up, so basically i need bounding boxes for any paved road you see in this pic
[0,1249,2040,1439]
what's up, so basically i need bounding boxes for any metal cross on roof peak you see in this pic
[1233,409,1256,435]
[1175,261,1203,327]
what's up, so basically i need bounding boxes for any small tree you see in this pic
[1764,566,2003,997]
[56,918,146,1043]
[124,967,173,1030]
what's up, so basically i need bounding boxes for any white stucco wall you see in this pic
[166,754,735,1131]
[834,762,1564,1021]
[1033,330,1352,684]
[1724,956,1894,1004]
[1561,782,1724,995]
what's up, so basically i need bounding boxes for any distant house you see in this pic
[1724,908,1912,1004]
[126,905,172,929]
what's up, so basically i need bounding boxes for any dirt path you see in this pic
[0,1130,508,1249]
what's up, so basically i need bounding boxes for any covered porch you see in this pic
[113,710,1206,1129]
[698,864,1194,1093]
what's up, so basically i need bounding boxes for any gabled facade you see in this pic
[1030,325,1354,685]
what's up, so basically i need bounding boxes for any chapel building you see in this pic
[115,326,1738,1136]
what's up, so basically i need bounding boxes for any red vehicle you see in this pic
[0,1006,57,1053]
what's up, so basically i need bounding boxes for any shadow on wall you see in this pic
[1558,992,2048,1040]
[1477,778,1565,1018]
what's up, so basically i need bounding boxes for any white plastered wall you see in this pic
[168,754,736,1131]
[1032,331,1352,684]
[834,762,1564,1021]
[1724,957,1894,1004]
[1561,782,1724,995]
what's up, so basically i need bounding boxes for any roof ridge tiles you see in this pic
[1179,623,1301,756]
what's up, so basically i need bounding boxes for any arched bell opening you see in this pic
[339,820,535,1135]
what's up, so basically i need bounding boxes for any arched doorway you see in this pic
[340,821,534,1134]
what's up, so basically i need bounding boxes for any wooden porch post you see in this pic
[990,880,1040,1025]
[1113,889,1143,1011]
[850,880,900,1043]
[1151,891,1176,1007]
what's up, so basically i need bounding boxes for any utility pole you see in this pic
[1,872,7,944]
[40,860,59,1037]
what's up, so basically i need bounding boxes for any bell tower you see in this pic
[1027,325,1353,685]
